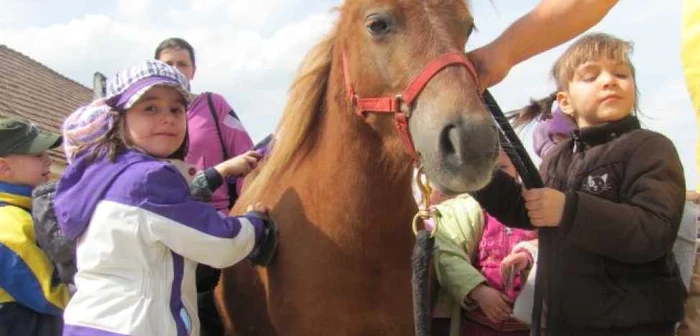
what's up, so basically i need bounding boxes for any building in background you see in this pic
[0,45,92,179]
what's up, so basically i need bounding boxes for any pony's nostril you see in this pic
[439,124,463,160]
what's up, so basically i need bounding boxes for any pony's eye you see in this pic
[366,15,392,36]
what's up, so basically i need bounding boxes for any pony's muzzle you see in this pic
[439,118,498,168]
[421,114,500,194]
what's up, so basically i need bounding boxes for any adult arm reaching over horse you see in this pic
[469,0,619,91]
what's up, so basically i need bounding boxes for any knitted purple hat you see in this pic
[532,108,576,158]
[62,99,114,163]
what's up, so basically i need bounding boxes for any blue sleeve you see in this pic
[0,243,64,316]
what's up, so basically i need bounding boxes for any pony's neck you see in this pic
[307,67,417,223]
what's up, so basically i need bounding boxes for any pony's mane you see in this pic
[237,28,336,204]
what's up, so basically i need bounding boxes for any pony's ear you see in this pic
[557,91,576,118]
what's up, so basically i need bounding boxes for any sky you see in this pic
[1,0,697,188]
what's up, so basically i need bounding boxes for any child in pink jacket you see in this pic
[430,152,538,336]
[461,152,537,336]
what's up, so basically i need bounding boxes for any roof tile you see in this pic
[0,45,93,166]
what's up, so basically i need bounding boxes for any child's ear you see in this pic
[0,158,12,178]
[556,91,575,117]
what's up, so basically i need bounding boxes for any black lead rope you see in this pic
[412,230,435,336]
[411,90,546,336]
[483,89,546,335]
[482,90,544,189]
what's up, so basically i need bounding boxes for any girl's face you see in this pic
[557,58,636,128]
[124,86,187,158]
[158,48,195,80]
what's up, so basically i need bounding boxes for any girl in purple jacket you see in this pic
[55,60,275,336]
[154,38,257,334]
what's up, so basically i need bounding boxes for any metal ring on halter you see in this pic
[351,94,359,108]
[412,208,440,238]
[415,165,432,211]
[395,94,411,118]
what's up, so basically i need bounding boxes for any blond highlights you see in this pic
[552,32,636,91]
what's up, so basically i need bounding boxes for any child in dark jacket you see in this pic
[475,33,687,336]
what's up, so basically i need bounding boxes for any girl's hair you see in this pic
[510,32,638,127]
[73,111,127,163]
[154,38,196,66]
[552,33,635,91]
[510,92,558,129]
[75,111,189,163]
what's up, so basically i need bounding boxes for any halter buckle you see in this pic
[395,94,411,118]
[351,94,359,108]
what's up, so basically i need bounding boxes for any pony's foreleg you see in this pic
[215,261,276,336]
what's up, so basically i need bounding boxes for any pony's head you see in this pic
[337,0,499,193]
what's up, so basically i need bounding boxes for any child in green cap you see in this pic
[0,118,69,336]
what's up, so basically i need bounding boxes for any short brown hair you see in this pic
[552,32,636,91]
[155,38,196,67]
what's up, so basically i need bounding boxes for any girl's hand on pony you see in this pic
[468,284,512,323]
[246,202,269,214]
[245,202,278,266]
[215,150,262,178]
[500,251,531,279]
[522,188,565,227]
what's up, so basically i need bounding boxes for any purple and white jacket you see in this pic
[54,150,264,336]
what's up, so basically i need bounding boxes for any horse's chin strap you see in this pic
[341,51,479,163]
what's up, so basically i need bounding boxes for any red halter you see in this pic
[341,51,479,162]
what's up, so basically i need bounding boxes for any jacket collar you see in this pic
[0,181,32,210]
[572,115,640,152]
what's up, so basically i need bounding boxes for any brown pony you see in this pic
[216,1,499,335]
